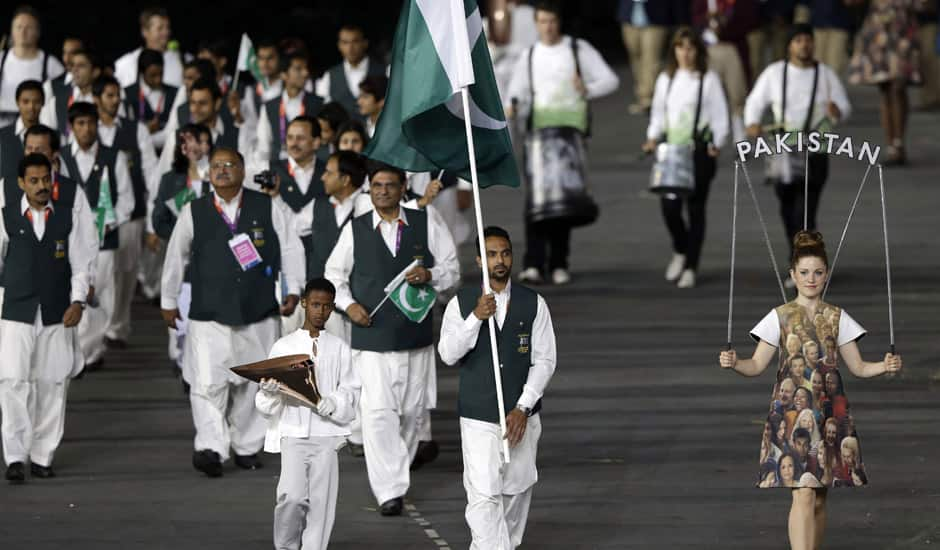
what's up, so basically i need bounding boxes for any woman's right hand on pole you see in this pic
[719,349,737,370]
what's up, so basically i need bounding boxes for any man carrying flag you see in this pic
[324,162,459,516]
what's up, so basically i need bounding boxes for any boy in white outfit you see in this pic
[255,277,360,550]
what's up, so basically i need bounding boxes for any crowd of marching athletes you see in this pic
[0,0,929,548]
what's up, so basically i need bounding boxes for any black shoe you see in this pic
[192,450,223,477]
[234,453,263,470]
[347,442,364,458]
[181,380,190,395]
[30,463,55,478]
[84,359,104,372]
[5,462,25,484]
[104,337,127,350]
[410,440,440,471]
[379,497,403,516]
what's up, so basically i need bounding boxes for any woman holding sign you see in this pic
[719,231,902,550]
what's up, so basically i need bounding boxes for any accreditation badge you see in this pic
[54,240,66,259]
[228,233,263,271]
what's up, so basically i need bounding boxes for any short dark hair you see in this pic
[15,79,44,102]
[255,38,279,53]
[792,427,811,444]
[533,0,563,17]
[184,58,218,84]
[478,226,512,255]
[69,48,96,68]
[304,277,336,298]
[18,152,51,178]
[316,102,350,133]
[279,50,309,74]
[12,5,41,27]
[139,7,169,29]
[329,150,367,187]
[210,146,245,166]
[67,101,98,124]
[368,161,405,185]
[287,115,322,139]
[190,77,222,101]
[197,38,228,59]
[334,119,369,148]
[358,75,388,102]
[338,23,366,37]
[138,48,164,74]
[24,124,60,152]
[92,75,121,97]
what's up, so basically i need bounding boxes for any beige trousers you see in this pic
[918,23,940,106]
[621,24,669,108]
[814,28,850,76]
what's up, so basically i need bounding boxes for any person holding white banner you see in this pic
[324,162,459,516]
[438,226,556,550]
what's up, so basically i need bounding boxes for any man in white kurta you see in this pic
[255,278,360,550]
[160,147,304,476]
[0,154,96,482]
[324,164,459,515]
[438,227,556,549]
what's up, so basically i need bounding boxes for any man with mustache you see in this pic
[0,153,97,483]
[438,226,557,549]
[160,147,305,477]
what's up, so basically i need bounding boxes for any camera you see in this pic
[254,170,277,190]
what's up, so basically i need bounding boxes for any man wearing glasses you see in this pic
[159,147,305,477]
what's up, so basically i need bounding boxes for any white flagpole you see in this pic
[461,86,511,464]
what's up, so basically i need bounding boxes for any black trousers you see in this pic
[523,218,572,273]
[659,147,717,272]
[775,154,828,254]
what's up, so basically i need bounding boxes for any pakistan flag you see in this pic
[388,280,437,323]
[364,0,519,188]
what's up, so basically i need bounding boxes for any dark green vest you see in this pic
[1,180,78,325]
[306,196,355,281]
[350,208,435,352]
[176,103,239,149]
[328,58,385,123]
[0,125,24,202]
[152,172,210,240]
[59,144,120,250]
[262,93,324,162]
[188,189,280,326]
[111,119,148,219]
[270,158,325,213]
[123,83,177,131]
[52,79,73,136]
[456,284,541,423]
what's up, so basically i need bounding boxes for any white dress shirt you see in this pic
[325,207,460,313]
[314,58,372,101]
[438,281,557,411]
[0,50,65,114]
[39,84,94,132]
[744,60,852,131]
[254,90,311,163]
[97,118,160,198]
[0,192,97,304]
[65,141,135,227]
[295,191,361,239]
[160,187,306,310]
[255,328,361,452]
[113,48,183,89]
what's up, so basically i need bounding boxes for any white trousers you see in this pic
[187,318,278,460]
[78,249,115,364]
[356,346,432,504]
[170,282,193,371]
[0,315,80,466]
[137,236,164,300]
[324,314,361,444]
[107,218,144,341]
[461,415,542,550]
[273,436,343,550]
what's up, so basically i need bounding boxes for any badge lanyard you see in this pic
[25,207,51,224]
[377,218,404,255]
[213,193,243,233]
[139,87,164,120]
[278,93,306,145]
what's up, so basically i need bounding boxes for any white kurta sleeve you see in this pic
[253,108,274,165]
[646,73,669,141]
[575,39,619,100]
[256,337,289,417]
[68,190,99,303]
[160,204,194,310]
[157,115,179,177]
[136,122,160,200]
[112,151,135,226]
[271,200,305,297]
[437,295,483,366]
[427,209,460,295]
[516,294,557,410]
[749,309,781,346]
[39,84,58,130]
[327,339,360,425]
[324,223,356,312]
[314,72,331,101]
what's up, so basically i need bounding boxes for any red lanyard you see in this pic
[24,206,51,224]
[212,193,242,233]
[256,82,264,98]
[278,93,305,144]
[138,87,164,119]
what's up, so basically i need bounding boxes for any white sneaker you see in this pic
[518,267,542,284]
[677,269,696,289]
[665,253,686,282]
[551,268,571,285]
[784,277,797,290]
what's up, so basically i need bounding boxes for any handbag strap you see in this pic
[663,71,705,143]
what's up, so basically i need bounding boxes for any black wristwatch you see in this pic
[515,404,532,417]
[73,301,86,310]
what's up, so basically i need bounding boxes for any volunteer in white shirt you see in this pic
[113,7,183,89]
[0,7,65,127]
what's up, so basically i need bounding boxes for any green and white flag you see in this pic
[364,0,519,188]
[95,172,117,244]
[235,33,267,90]
[388,280,436,323]
[165,187,197,217]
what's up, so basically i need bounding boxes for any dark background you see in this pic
[1,1,627,77]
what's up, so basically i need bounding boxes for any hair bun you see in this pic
[793,230,825,251]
